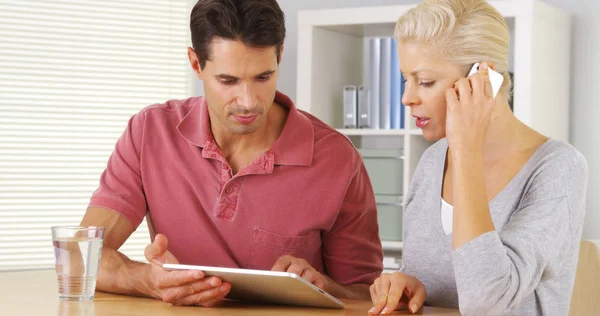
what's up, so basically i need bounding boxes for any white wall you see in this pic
[276,0,599,241]
[539,0,600,241]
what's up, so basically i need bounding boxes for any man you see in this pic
[81,0,383,307]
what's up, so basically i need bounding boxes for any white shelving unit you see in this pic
[381,241,403,252]
[337,128,422,136]
[296,0,570,259]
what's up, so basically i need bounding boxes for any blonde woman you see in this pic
[369,0,588,315]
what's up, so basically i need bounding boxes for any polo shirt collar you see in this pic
[177,91,314,167]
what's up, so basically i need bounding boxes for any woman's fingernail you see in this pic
[381,307,389,314]
[220,285,228,292]
[210,278,219,287]
[368,307,376,313]
[411,304,419,313]
[481,62,488,70]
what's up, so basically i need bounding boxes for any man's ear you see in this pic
[187,47,204,80]
[277,44,284,65]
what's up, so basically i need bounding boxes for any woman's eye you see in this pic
[420,81,435,88]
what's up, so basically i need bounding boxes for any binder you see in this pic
[369,38,381,129]
[379,37,392,129]
[343,85,358,128]
[390,38,401,129]
[358,86,370,128]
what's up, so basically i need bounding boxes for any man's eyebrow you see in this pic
[256,70,276,77]
[215,74,238,80]
[214,69,276,79]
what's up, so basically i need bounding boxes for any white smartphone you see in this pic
[468,62,504,98]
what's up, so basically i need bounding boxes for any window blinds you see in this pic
[0,0,190,271]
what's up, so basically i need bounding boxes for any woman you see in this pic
[369,0,588,315]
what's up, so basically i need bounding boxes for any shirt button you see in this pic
[225,187,233,194]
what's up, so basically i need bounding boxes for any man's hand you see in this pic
[271,255,329,290]
[271,255,371,300]
[144,234,231,306]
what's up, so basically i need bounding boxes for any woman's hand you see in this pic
[369,272,427,314]
[445,62,496,152]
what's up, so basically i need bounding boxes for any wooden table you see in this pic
[0,270,461,315]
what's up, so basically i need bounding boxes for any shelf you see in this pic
[297,1,565,29]
[381,241,403,252]
[337,128,422,136]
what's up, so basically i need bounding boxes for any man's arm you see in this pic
[80,206,155,297]
[80,206,231,305]
[321,161,384,298]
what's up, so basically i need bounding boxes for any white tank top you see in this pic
[440,198,453,235]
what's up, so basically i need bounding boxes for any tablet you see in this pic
[162,263,345,309]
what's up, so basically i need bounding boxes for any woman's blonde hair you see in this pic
[395,0,512,100]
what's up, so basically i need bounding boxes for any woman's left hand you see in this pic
[445,62,496,152]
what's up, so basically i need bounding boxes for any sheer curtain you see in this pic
[0,0,191,270]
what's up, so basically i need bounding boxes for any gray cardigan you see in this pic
[401,138,588,316]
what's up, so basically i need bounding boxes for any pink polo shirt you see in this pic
[89,91,383,285]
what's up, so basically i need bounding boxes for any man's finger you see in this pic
[301,269,324,289]
[171,282,230,306]
[155,269,206,289]
[197,292,228,307]
[286,263,305,276]
[197,283,231,307]
[301,268,315,280]
[271,255,293,272]
[144,234,169,265]
[160,277,217,303]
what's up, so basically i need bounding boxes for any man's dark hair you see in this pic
[190,0,286,70]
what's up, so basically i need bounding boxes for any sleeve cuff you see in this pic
[88,194,145,228]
